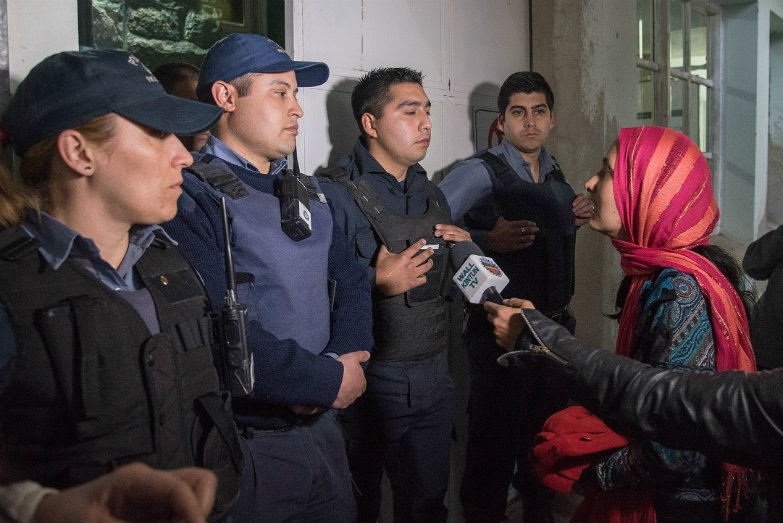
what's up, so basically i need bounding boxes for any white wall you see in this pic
[6,0,78,90]
[288,0,530,180]
[720,1,781,242]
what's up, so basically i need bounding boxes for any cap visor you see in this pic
[114,94,223,136]
[293,62,330,87]
[256,60,330,87]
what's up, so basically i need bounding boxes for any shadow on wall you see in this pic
[316,78,502,184]
[431,80,501,185]
[315,77,359,175]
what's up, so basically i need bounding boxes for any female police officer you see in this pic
[0,50,242,519]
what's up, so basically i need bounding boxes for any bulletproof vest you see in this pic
[184,155,332,356]
[0,227,242,518]
[321,168,450,361]
[467,151,576,314]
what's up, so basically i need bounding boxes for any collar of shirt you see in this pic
[202,134,287,176]
[491,140,556,183]
[21,211,172,291]
[348,138,427,192]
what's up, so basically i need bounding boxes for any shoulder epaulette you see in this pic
[0,226,40,261]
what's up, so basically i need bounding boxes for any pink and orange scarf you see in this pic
[611,126,755,373]
[609,126,756,521]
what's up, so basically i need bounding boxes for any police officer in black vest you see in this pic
[0,50,242,520]
[439,72,594,523]
[319,67,471,523]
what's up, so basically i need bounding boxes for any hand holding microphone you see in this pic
[484,299,534,351]
[449,243,559,365]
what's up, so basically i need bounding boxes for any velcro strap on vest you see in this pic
[173,315,215,353]
[0,226,40,261]
[186,163,249,200]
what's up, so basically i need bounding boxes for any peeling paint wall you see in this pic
[530,0,638,351]
[769,25,783,225]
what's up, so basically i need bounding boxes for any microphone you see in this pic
[450,241,509,305]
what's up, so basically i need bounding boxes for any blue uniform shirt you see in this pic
[202,134,287,176]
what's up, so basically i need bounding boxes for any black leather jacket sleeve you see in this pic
[516,309,783,470]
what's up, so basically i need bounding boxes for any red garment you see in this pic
[571,483,656,523]
[532,406,628,494]
[532,407,654,523]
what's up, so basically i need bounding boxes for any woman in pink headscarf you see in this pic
[495,127,757,523]
[560,126,756,522]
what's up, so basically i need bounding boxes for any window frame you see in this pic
[636,0,721,159]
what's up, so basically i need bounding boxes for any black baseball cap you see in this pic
[196,34,329,101]
[3,50,224,155]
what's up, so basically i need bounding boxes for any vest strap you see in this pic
[476,151,517,188]
[196,393,244,472]
[320,167,392,242]
[185,163,249,200]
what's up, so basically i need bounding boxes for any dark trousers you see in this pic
[228,410,356,523]
[341,350,455,523]
[460,325,571,523]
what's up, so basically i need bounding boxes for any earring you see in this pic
[84,166,92,172]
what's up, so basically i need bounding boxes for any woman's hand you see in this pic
[483,298,536,351]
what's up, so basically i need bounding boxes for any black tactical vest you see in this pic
[321,169,451,361]
[0,227,242,518]
[468,151,576,314]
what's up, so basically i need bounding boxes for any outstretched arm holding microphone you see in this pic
[482,298,783,470]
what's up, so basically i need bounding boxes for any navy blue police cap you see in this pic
[3,50,224,155]
[196,33,329,101]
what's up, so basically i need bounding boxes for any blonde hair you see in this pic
[10,114,118,221]
[0,163,38,228]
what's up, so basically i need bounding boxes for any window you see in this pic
[77,0,284,71]
[636,0,719,157]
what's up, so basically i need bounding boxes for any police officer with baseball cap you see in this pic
[0,49,242,520]
[162,34,373,523]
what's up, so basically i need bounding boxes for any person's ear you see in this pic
[361,113,379,139]
[549,109,555,130]
[56,130,94,176]
[495,114,506,134]
[212,81,236,112]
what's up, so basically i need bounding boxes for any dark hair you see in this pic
[497,72,554,115]
[200,72,256,106]
[612,245,756,321]
[153,62,200,94]
[351,67,424,135]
